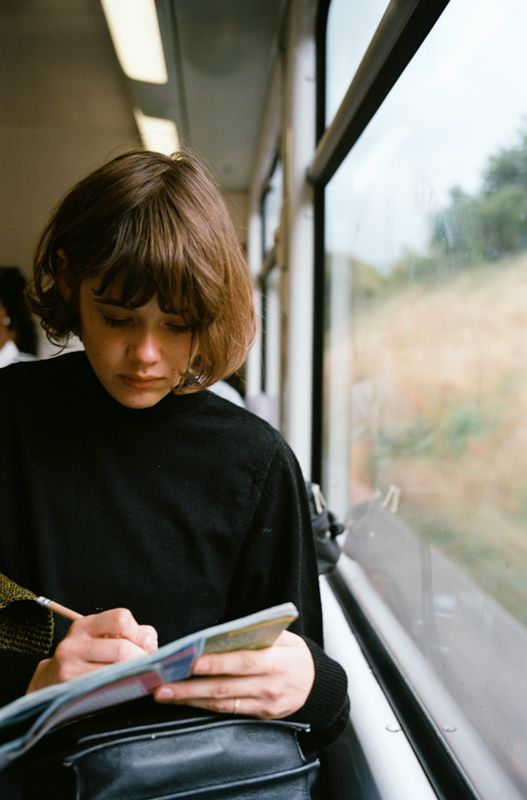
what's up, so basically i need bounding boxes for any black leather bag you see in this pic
[6,700,319,800]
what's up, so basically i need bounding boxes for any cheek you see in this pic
[171,349,188,371]
[167,338,193,375]
[84,329,121,366]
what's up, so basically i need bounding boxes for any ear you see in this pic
[56,248,72,302]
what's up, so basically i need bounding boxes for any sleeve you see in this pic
[225,436,349,750]
[0,653,40,708]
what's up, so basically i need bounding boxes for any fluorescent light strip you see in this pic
[100,0,168,84]
[134,109,179,155]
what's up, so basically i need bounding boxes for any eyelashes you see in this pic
[102,315,128,328]
[101,314,192,334]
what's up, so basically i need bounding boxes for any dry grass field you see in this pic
[350,253,527,622]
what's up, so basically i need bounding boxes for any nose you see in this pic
[126,330,161,365]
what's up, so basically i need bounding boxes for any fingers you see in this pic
[154,675,285,718]
[78,609,158,652]
[61,608,158,669]
[56,632,150,667]
[191,631,297,677]
[157,693,271,719]
[27,651,128,689]
[154,632,315,720]
[27,608,158,692]
[191,645,273,678]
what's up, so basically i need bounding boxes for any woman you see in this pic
[0,266,37,367]
[0,150,348,784]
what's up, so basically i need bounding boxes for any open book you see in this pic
[0,602,298,769]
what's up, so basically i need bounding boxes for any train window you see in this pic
[262,159,283,257]
[325,0,389,124]
[259,159,283,424]
[323,0,527,796]
[262,266,282,403]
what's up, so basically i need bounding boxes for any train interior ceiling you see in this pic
[3,1,527,800]
[1,0,285,277]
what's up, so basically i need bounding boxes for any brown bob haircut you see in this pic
[28,149,256,392]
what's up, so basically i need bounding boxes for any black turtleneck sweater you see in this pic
[0,352,348,750]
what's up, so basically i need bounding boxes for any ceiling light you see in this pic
[100,0,168,84]
[134,109,179,155]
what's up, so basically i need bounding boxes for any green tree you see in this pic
[431,125,527,267]
[483,131,527,195]
[431,187,486,266]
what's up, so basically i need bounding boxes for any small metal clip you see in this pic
[311,483,325,515]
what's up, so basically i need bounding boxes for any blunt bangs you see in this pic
[92,203,222,332]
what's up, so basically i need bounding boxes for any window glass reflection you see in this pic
[257,159,283,428]
[325,0,388,123]
[263,160,282,256]
[264,266,281,399]
[324,0,527,795]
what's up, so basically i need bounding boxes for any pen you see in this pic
[35,596,84,622]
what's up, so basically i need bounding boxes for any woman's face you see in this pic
[78,278,195,409]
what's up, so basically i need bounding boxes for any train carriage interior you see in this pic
[2,1,527,798]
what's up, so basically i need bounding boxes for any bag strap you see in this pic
[305,481,345,574]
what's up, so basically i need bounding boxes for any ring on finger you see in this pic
[232,697,240,715]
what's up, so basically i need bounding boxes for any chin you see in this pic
[118,391,165,409]
[101,381,164,409]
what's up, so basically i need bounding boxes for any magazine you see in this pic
[0,602,298,768]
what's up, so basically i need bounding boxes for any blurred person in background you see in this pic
[0,267,37,367]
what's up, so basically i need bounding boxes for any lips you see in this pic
[120,374,163,388]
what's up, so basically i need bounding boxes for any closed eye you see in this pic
[166,322,193,333]
[102,315,132,328]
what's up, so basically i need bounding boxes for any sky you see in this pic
[325,0,527,272]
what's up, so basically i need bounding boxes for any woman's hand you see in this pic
[152,630,315,719]
[26,608,158,693]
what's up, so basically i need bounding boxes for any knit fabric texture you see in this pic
[0,352,349,747]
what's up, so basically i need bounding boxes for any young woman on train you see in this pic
[0,150,348,757]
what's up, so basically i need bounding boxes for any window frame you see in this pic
[259,155,283,394]
[310,2,488,798]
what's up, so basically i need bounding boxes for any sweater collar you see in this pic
[0,340,19,368]
[68,351,208,420]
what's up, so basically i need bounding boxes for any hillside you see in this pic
[349,252,527,622]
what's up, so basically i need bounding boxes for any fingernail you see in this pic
[156,687,174,701]
[144,634,157,651]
